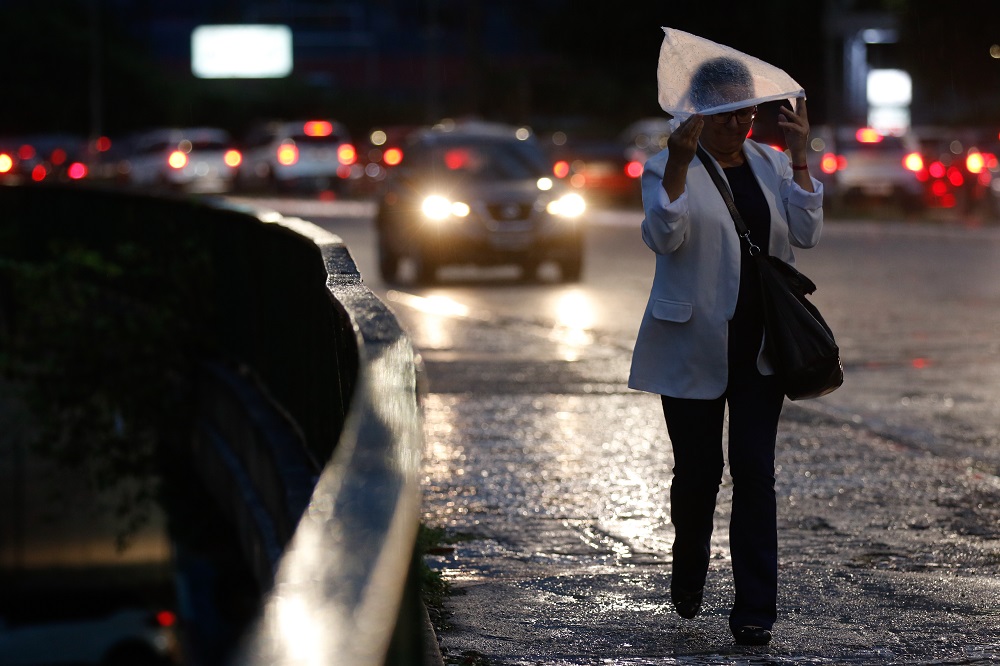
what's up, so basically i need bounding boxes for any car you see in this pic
[620,117,673,168]
[237,119,359,194]
[0,607,180,665]
[806,125,924,211]
[375,119,587,283]
[123,127,241,193]
[912,126,1000,217]
[547,135,642,207]
[0,134,91,185]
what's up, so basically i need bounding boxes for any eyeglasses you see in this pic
[710,106,757,125]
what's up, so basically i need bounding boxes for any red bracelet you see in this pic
[791,164,809,170]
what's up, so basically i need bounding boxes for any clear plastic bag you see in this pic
[657,27,805,119]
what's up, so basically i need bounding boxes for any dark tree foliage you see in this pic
[0,230,213,547]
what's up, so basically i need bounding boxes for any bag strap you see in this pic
[695,144,761,256]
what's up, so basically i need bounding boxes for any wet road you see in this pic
[237,197,1000,664]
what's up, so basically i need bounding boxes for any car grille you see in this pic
[486,202,533,222]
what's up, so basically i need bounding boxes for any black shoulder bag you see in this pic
[696,145,844,400]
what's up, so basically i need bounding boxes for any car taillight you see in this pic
[168,150,188,169]
[820,153,840,174]
[856,128,883,143]
[903,152,923,172]
[67,162,88,179]
[31,164,47,181]
[928,161,946,179]
[966,151,985,174]
[277,143,298,166]
[337,143,357,166]
[625,160,643,178]
[50,148,67,166]
[153,610,177,628]
[0,153,12,173]
[224,149,242,167]
[553,160,570,178]
[383,147,403,166]
[18,144,35,160]
[304,120,333,137]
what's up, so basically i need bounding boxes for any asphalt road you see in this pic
[242,196,1000,665]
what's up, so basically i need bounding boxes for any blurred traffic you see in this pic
[5,117,999,225]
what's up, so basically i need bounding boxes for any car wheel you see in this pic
[412,252,437,285]
[378,238,401,282]
[518,259,540,283]
[559,252,583,282]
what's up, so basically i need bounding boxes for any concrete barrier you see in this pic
[0,186,427,665]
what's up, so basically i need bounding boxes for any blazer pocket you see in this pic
[652,298,692,323]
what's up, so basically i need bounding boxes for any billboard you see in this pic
[192,25,293,79]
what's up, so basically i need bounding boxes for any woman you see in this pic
[628,57,823,646]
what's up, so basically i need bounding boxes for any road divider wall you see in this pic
[0,186,426,665]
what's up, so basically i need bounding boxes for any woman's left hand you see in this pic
[778,98,810,163]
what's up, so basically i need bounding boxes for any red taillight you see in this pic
[931,180,949,197]
[966,151,985,174]
[18,144,35,160]
[31,164,47,181]
[383,147,403,166]
[903,152,923,172]
[95,136,112,152]
[625,160,643,178]
[928,161,946,179]
[337,143,357,166]
[168,150,188,169]
[947,166,964,187]
[277,143,298,166]
[553,160,570,178]
[67,162,88,179]
[50,148,67,166]
[856,128,883,143]
[0,153,12,173]
[153,611,177,628]
[820,153,839,174]
[303,120,333,137]
[224,149,242,167]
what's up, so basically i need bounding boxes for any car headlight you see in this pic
[421,195,470,221]
[546,192,586,218]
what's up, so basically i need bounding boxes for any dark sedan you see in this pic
[375,121,587,284]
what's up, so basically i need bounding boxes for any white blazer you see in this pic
[627,139,824,399]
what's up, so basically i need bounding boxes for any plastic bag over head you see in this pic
[657,27,805,120]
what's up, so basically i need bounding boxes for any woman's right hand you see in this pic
[667,114,704,166]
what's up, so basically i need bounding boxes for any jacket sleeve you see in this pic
[778,156,825,249]
[640,150,691,254]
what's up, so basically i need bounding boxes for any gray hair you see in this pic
[690,56,754,110]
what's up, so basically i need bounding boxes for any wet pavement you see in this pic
[292,203,1000,665]
[415,316,1000,665]
[403,225,999,665]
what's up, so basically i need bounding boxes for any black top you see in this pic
[723,159,771,373]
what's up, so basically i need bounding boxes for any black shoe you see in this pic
[670,588,703,619]
[733,625,772,646]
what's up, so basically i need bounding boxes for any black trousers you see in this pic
[660,369,784,630]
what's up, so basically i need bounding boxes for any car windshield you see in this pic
[289,134,345,145]
[417,138,548,181]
